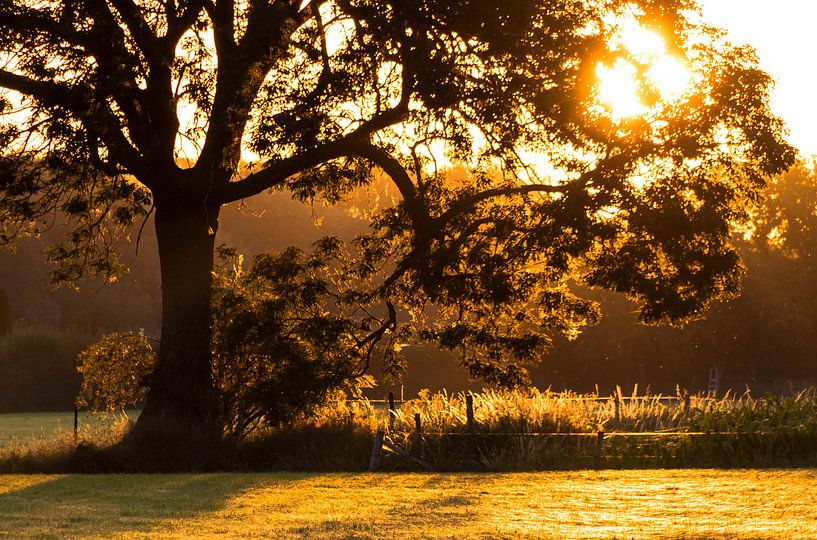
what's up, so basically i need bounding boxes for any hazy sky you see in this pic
[701,1,817,156]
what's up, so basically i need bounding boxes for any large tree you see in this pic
[0,0,794,437]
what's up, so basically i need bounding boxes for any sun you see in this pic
[596,19,690,120]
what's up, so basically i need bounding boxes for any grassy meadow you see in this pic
[0,411,135,447]
[1,470,816,538]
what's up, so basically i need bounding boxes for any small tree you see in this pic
[76,332,155,412]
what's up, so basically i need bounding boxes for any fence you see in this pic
[363,388,810,471]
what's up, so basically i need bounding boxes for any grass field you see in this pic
[0,470,815,538]
[0,411,136,447]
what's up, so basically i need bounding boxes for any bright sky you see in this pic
[701,1,817,157]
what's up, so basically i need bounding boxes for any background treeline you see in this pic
[2,165,817,411]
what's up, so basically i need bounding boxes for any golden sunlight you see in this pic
[701,0,817,156]
[596,19,690,119]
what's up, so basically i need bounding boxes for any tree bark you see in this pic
[131,199,223,437]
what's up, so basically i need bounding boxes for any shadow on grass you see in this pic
[0,473,481,538]
[0,473,287,537]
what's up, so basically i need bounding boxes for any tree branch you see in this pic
[0,70,146,180]
[436,184,566,225]
[108,0,162,56]
[210,136,367,204]
[0,70,89,111]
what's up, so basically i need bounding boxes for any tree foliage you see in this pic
[0,0,796,423]
[76,246,381,435]
[211,244,384,437]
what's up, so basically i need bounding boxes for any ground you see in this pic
[0,470,815,538]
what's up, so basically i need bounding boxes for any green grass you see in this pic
[0,470,816,538]
[0,411,137,447]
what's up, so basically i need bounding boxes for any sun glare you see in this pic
[596,19,690,119]
[596,60,646,119]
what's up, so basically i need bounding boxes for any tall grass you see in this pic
[1,387,817,472]
[390,387,695,434]
[382,387,817,470]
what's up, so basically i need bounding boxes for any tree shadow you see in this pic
[0,473,289,537]
[0,472,484,537]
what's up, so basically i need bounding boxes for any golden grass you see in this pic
[384,387,817,435]
[0,470,816,538]
[3,389,817,473]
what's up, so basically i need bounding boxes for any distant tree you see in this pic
[0,324,90,411]
[0,288,10,336]
[533,163,817,393]
[0,0,795,444]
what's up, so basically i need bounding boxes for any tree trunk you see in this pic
[131,200,223,438]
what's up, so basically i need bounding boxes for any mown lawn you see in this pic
[0,470,815,538]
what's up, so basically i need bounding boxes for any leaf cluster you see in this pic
[76,331,155,412]
[211,243,401,437]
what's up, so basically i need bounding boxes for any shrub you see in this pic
[212,245,385,438]
[75,332,154,412]
[75,245,381,439]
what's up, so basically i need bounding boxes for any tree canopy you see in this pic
[0,0,796,433]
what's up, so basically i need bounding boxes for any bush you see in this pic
[75,332,154,412]
[211,245,382,438]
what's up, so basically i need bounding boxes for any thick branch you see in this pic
[0,70,84,108]
[209,0,236,55]
[108,0,162,56]
[197,1,309,180]
[211,137,369,203]
[437,184,566,224]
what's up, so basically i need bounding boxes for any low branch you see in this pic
[0,70,86,109]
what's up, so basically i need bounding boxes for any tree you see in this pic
[0,0,795,441]
[0,288,11,336]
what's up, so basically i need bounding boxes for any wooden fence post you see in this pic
[414,413,425,461]
[594,430,604,460]
[683,393,691,416]
[388,392,396,431]
[465,394,475,431]
[613,393,621,426]
[368,428,385,472]
[73,405,79,440]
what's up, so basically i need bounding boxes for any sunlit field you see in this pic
[0,411,135,447]
[0,470,815,538]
